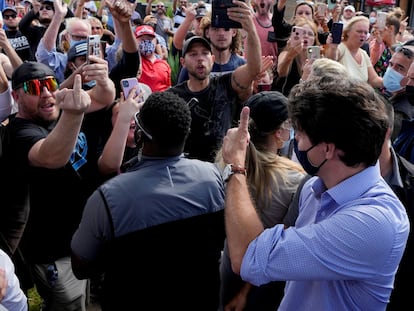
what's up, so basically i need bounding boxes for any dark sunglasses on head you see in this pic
[3,14,17,20]
[19,77,59,96]
[40,5,53,11]
[395,46,414,59]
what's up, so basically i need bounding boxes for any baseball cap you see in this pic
[67,40,87,62]
[2,6,17,14]
[12,62,55,90]
[344,5,355,13]
[247,91,288,132]
[135,25,156,38]
[182,36,211,56]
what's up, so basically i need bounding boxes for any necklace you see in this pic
[255,16,272,29]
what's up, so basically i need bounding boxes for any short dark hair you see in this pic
[140,92,191,149]
[288,77,388,167]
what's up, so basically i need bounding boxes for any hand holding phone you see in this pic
[121,78,141,98]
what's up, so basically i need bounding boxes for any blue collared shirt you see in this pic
[241,164,409,311]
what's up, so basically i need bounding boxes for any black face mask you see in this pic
[405,85,414,105]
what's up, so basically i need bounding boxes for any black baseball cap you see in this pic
[12,62,55,90]
[182,36,211,56]
[247,91,288,132]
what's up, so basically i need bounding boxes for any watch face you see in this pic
[222,164,233,182]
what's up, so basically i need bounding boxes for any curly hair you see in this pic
[139,92,192,150]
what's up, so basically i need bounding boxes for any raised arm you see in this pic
[222,107,264,274]
[172,5,196,50]
[229,1,262,100]
[25,75,91,168]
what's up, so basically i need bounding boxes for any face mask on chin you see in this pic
[293,139,327,176]
[383,67,405,93]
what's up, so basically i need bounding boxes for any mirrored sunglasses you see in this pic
[21,77,59,96]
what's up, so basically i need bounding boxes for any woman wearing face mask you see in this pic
[216,91,306,311]
[134,25,172,92]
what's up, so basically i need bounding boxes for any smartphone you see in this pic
[87,35,101,63]
[331,22,344,44]
[377,12,387,30]
[211,0,242,29]
[290,26,306,44]
[317,3,327,16]
[307,46,321,60]
[121,78,140,98]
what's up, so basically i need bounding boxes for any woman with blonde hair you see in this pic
[275,17,320,96]
[217,91,305,311]
[326,15,383,89]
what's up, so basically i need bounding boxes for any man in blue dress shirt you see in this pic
[221,76,410,311]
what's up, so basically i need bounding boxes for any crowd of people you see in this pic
[0,0,412,310]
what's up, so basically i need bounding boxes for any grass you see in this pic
[28,287,42,311]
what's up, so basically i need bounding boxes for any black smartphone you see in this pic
[331,22,343,44]
[211,0,242,29]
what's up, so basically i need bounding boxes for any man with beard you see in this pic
[176,13,246,83]
[1,6,34,62]
[167,0,262,162]
[18,0,74,56]
[145,0,174,52]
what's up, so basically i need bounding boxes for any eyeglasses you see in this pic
[395,46,414,59]
[40,5,53,11]
[69,33,88,41]
[91,26,102,30]
[18,77,59,96]
[3,14,17,20]
[156,4,165,8]
[134,112,153,140]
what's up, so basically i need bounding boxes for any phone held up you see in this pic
[331,22,343,44]
[87,35,102,64]
[212,0,243,29]
[121,78,141,98]
[307,46,321,60]
[290,26,306,44]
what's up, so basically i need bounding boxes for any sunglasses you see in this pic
[395,46,414,59]
[3,14,17,20]
[40,5,53,11]
[91,26,102,30]
[134,112,153,140]
[20,77,59,96]
[156,5,165,8]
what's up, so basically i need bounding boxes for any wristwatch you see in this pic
[222,164,247,182]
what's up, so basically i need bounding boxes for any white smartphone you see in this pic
[307,46,321,60]
[121,78,141,98]
[290,26,306,44]
[87,35,101,63]
[377,12,387,30]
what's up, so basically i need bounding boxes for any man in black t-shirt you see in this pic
[2,6,34,61]
[167,0,262,162]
